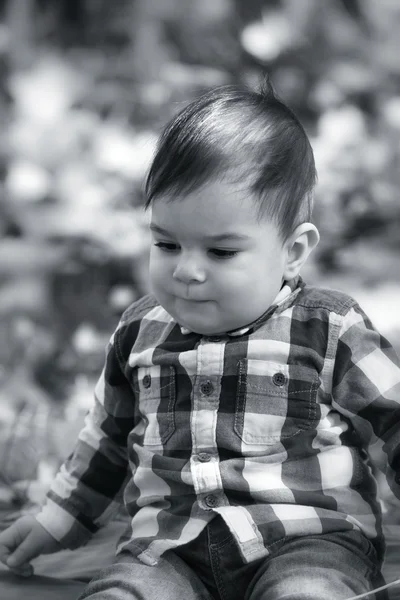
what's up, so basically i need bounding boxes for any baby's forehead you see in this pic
[150,181,274,233]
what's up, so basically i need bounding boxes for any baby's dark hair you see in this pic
[144,78,317,241]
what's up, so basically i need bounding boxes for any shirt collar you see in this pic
[180,276,305,338]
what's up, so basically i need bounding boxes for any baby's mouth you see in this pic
[172,285,209,303]
[179,297,209,303]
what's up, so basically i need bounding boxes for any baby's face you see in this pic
[149,180,289,335]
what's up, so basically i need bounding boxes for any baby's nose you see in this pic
[172,256,206,283]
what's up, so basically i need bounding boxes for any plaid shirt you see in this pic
[37,277,400,566]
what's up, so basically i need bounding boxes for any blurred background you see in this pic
[0,0,400,513]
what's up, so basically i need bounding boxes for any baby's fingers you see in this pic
[7,562,34,578]
[0,526,19,566]
[0,531,33,577]
[6,535,38,572]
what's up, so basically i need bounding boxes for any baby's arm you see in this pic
[0,515,62,576]
[331,302,400,491]
[0,324,133,576]
[35,327,135,550]
[0,332,132,575]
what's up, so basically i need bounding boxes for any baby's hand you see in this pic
[0,515,62,577]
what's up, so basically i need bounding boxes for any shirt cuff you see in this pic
[35,500,94,550]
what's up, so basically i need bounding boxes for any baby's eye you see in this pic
[209,248,239,259]
[154,241,179,252]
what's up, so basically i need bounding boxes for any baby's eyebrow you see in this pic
[203,233,251,242]
[150,224,171,236]
[150,223,250,242]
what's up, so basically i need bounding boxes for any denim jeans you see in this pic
[77,516,384,600]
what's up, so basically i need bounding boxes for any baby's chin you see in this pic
[174,313,243,337]
[157,294,249,336]
[176,318,224,336]
[171,311,227,336]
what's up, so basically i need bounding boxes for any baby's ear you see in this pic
[283,223,320,280]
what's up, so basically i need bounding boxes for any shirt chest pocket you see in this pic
[132,365,176,445]
[234,359,319,445]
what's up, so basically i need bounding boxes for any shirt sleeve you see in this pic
[331,303,400,496]
[36,322,135,549]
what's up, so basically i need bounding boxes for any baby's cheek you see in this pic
[149,260,165,286]
[148,270,165,300]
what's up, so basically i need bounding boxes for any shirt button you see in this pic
[200,380,214,396]
[272,372,286,387]
[198,452,211,462]
[204,494,218,508]
[142,374,152,388]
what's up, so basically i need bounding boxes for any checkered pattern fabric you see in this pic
[36,277,400,566]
